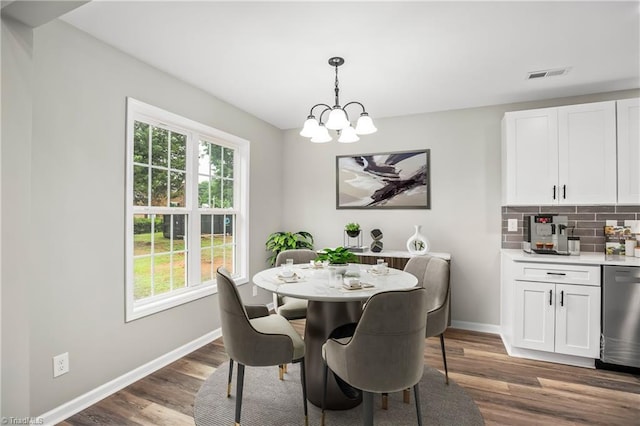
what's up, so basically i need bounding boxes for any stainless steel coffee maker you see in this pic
[523,214,570,255]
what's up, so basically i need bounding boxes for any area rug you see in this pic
[194,362,484,425]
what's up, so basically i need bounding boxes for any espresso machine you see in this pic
[523,214,570,255]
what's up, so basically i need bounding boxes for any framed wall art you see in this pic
[336,149,430,209]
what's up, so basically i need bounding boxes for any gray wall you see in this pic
[282,89,640,327]
[2,19,281,416]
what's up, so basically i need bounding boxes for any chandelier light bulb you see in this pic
[326,108,349,130]
[311,124,332,143]
[300,116,319,137]
[355,113,377,135]
[338,125,360,143]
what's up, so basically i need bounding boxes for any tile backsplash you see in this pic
[501,205,640,252]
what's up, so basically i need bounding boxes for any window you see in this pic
[126,98,249,321]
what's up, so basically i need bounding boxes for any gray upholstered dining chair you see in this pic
[380,255,451,410]
[216,267,309,426]
[321,288,428,426]
[273,249,318,320]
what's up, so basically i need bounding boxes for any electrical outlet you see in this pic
[508,218,518,232]
[53,352,69,378]
[252,285,258,297]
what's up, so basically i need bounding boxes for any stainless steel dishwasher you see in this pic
[601,266,640,368]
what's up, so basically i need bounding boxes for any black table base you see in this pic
[304,300,363,409]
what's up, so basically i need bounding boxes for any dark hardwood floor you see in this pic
[60,323,640,425]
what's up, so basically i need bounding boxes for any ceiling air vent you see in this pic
[527,67,571,80]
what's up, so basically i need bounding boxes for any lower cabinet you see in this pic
[514,280,601,358]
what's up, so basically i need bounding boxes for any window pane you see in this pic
[201,215,213,245]
[198,142,210,175]
[133,214,161,256]
[153,254,172,295]
[133,257,152,300]
[133,166,149,206]
[223,147,234,178]
[150,169,168,206]
[170,132,187,171]
[151,127,168,167]
[211,177,222,208]
[200,246,213,283]
[222,179,234,208]
[133,121,149,164]
[161,214,186,245]
[170,171,186,207]
[210,144,222,177]
[198,175,210,208]
[172,252,187,289]
[224,215,235,245]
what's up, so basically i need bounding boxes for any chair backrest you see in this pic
[404,255,451,337]
[339,288,428,392]
[275,249,317,266]
[404,255,450,313]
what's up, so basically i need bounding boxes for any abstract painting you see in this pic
[336,149,430,209]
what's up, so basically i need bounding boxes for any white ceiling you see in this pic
[59,1,640,130]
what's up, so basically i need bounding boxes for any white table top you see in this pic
[253,264,419,302]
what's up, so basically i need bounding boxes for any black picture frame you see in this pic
[336,149,430,209]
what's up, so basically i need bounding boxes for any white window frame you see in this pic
[125,98,250,322]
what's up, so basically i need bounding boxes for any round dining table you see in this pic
[252,263,418,410]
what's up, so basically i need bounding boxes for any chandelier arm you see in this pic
[342,101,367,114]
[308,103,332,117]
[318,107,332,124]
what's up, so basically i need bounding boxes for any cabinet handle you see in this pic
[549,289,553,306]
[546,272,566,276]
[562,185,566,199]
[560,290,564,307]
[553,185,556,200]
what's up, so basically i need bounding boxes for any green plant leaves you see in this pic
[265,231,314,266]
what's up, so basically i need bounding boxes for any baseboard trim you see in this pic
[451,320,501,335]
[39,328,222,425]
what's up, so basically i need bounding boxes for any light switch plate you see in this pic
[508,219,518,232]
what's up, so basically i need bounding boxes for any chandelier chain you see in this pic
[334,65,340,107]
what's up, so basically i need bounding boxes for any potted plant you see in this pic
[315,246,358,265]
[345,222,361,238]
[265,231,314,266]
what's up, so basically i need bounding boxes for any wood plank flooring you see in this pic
[60,324,640,425]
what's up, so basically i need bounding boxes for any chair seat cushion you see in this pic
[278,297,308,320]
[250,314,305,360]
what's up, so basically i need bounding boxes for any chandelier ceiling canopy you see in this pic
[300,57,377,143]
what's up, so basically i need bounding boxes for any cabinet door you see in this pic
[617,98,640,204]
[555,284,601,358]
[558,101,617,204]
[503,108,558,205]
[513,280,555,352]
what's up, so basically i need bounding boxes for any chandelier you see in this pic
[300,57,377,143]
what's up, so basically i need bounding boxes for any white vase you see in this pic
[406,225,429,255]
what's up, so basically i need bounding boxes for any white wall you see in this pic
[282,89,640,327]
[2,19,282,417]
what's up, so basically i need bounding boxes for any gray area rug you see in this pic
[194,361,484,425]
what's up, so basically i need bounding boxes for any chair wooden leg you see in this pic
[440,333,449,385]
[235,363,245,426]
[363,391,374,426]
[227,359,234,397]
[279,364,284,380]
[284,363,288,373]
[414,383,423,426]
[321,362,328,426]
[403,388,410,404]
[300,359,309,426]
[381,392,388,410]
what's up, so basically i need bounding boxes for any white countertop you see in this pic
[502,249,640,267]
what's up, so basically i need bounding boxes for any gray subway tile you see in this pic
[540,205,577,213]
[596,213,636,221]
[615,205,640,213]
[577,206,616,213]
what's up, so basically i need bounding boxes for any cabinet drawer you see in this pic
[515,262,600,286]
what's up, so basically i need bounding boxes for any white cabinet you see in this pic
[502,101,617,205]
[617,98,640,204]
[512,262,601,359]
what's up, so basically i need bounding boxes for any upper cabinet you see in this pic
[502,100,620,206]
[617,98,640,204]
